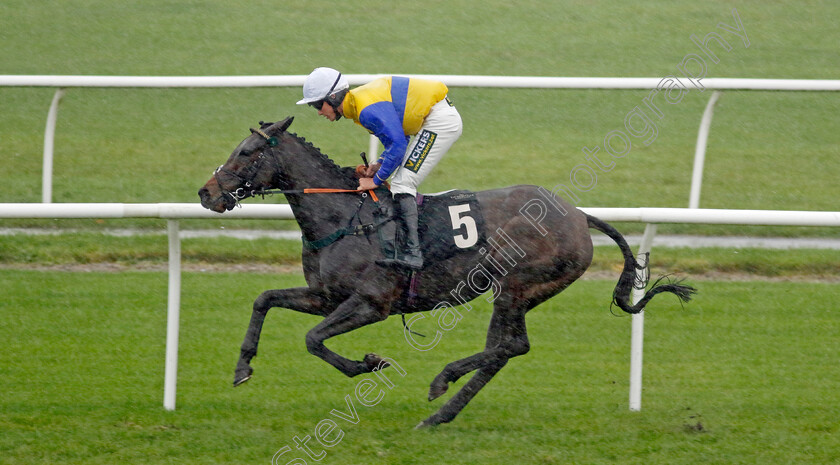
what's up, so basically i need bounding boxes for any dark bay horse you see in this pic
[198,117,695,427]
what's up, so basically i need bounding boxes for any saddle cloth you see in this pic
[376,189,487,264]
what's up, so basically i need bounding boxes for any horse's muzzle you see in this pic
[198,186,232,213]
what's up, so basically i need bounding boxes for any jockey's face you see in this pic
[315,101,341,121]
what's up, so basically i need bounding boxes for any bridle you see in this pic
[212,127,379,209]
[212,127,283,208]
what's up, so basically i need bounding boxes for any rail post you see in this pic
[163,219,181,410]
[42,88,65,203]
[689,91,722,209]
[629,222,657,411]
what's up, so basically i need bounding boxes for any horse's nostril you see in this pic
[198,188,213,205]
[198,187,216,210]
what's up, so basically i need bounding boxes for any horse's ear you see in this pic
[277,116,294,133]
[263,116,294,136]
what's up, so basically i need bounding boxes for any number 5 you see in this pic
[448,204,478,248]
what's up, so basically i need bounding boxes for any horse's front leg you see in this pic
[235,287,335,386]
[305,294,389,377]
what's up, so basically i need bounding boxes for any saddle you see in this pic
[375,189,487,265]
[300,187,487,269]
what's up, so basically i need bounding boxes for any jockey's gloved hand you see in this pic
[355,164,367,178]
[365,162,381,178]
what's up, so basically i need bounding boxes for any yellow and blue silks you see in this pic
[342,76,448,185]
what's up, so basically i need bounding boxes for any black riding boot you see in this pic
[377,193,424,270]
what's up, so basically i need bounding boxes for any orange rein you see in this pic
[302,187,381,202]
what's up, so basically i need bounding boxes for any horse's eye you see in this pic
[238,150,251,157]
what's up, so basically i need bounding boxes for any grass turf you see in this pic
[1,1,838,236]
[0,270,837,464]
[1,232,839,279]
[2,1,839,463]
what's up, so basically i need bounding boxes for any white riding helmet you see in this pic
[296,67,350,105]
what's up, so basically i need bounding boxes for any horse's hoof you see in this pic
[233,366,253,387]
[414,420,431,430]
[364,353,390,371]
[415,414,443,429]
[428,386,447,401]
[428,375,449,401]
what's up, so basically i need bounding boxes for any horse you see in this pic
[197,117,696,427]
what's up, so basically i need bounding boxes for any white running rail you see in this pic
[1,202,837,411]
[1,74,838,204]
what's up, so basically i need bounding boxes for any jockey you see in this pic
[297,67,463,270]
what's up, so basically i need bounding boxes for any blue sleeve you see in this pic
[358,101,409,185]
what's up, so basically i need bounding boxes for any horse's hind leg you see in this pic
[417,361,508,428]
[428,296,530,399]
[420,300,530,426]
[235,287,333,386]
[425,271,582,400]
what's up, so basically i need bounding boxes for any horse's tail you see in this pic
[585,214,696,314]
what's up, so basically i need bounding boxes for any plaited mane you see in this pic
[285,132,358,189]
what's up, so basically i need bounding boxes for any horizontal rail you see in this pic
[0,203,294,219]
[1,203,838,226]
[581,207,840,227]
[1,75,839,90]
[8,75,838,206]
[3,202,834,412]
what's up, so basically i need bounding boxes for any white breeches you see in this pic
[389,98,463,196]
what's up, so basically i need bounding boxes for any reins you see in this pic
[214,125,386,249]
[254,187,381,203]
[213,127,382,207]
[248,187,385,251]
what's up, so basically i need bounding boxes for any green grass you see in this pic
[2,2,839,464]
[0,232,303,267]
[2,232,839,279]
[1,270,838,464]
[1,1,839,236]
[594,245,840,279]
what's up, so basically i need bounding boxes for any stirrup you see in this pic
[376,251,423,270]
